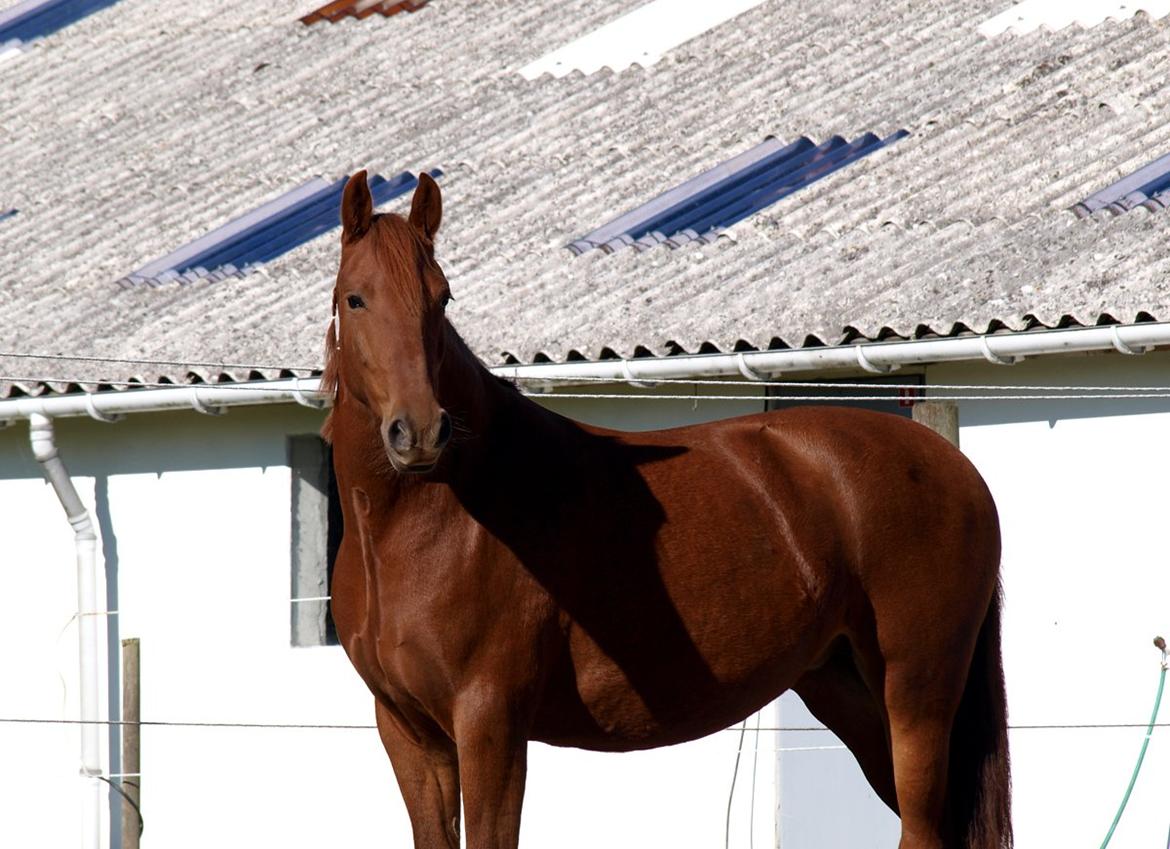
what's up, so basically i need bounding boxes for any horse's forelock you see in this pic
[372,214,433,311]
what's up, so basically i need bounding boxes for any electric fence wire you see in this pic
[0,350,320,373]
[6,373,1170,404]
[2,716,1169,732]
[6,348,1170,396]
[725,718,748,849]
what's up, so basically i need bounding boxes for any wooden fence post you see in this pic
[912,399,960,447]
[121,638,141,849]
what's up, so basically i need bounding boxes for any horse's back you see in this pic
[613,404,997,563]
[640,404,1001,615]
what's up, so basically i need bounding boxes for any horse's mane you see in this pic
[319,294,341,442]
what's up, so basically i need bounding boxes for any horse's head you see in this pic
[326,170,453,473]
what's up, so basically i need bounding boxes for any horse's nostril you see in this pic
[436,412,452,447]
[388,419,411,450]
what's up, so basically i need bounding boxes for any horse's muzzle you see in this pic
[382,410,451,473]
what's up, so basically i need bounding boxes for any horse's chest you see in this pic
[331,535,485,714]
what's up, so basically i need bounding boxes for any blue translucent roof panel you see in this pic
[569,131,908,255]
[119,169,441,287]
[0,0,121,44]
[1073,150,1170,217]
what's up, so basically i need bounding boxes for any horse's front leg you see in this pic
[453,686,529,849]
[375,699,461,849]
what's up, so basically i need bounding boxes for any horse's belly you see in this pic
[529,620,818,752]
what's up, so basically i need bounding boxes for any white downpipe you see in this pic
[0,323,1167,422]
[28,414,102,849]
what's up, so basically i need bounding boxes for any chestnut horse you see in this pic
[322,171,1011,849]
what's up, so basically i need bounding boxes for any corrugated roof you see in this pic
[1072,150,1170,217]
[0,0,120,43]
[568,132,908,255]
[3,0,1170,399]
[118,171,439,287]
[299,0,429,25]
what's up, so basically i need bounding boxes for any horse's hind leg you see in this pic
[375,699,461,849]
[793,641,897,813]
[872,577,995,849]
[883,655,967,849]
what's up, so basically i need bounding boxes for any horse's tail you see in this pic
[949,580,1013,848]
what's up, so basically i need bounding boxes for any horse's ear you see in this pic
[408,172,442,241]
[341,170,373,243]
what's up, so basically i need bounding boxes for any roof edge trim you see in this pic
[3,322,1169,422]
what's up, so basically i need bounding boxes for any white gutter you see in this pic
[0,322,1167,422]
[497,321,1170,385]
[28,414,102,849]
[0,377,327,423]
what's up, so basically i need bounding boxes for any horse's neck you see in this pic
[436,326,571,470]
[434,326,505,439]
[334,323,528,493]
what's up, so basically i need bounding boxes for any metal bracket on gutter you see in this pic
[978,335,1020,366]
[290,377,329,409]
[620,359,656,388]
[1111,325,1152,355]
[855,344,899,374]
[83,393,123,423]
[187,387,225,416]
[735,352,770,381]
[0,323,1168,422]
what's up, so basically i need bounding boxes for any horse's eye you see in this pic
[439,293,452,309]
[347,294,365,310]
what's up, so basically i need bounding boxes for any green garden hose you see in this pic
[1098,636,1167,849]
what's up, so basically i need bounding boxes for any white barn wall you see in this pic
[0,407,400,849]
[1,387,787,849]
[938,351,1170,849]
[9,353,1168,848]
[0,473,98,847]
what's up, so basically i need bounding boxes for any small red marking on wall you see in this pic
[898,387,923,408]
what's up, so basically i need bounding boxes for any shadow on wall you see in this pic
[956,394,1170,429]
[930,352,1170,429]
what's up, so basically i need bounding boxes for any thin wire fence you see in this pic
[3,716,1167,732]
[4,348,1170,400]
[6,371,1170,404]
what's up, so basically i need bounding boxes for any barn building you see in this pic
[2,0,1170,847]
